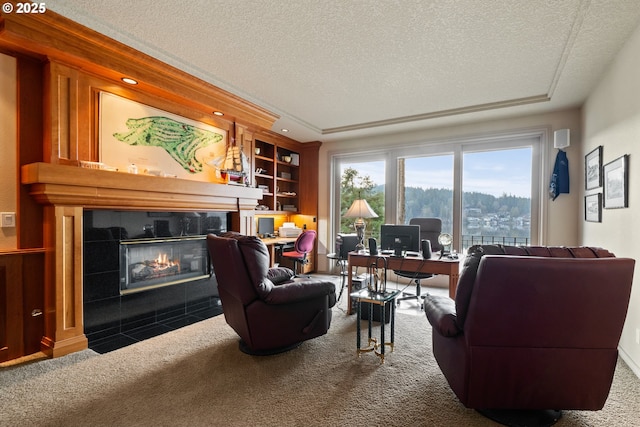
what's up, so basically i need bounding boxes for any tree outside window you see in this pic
[340,166,384,240]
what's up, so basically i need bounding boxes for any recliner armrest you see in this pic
[267,267,295,285]
[423,295,461,337]
[264,279,336,306]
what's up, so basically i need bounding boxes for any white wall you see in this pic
[317,109,582,271]
[582,21,640,377]
[0,53,17,250]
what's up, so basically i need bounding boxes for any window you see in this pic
[338,160,385,240]
[462,147,533,250]
[333,131,544,252]
[400,155,453,236]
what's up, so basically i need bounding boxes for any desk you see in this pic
[346,252,460,315]
[260,237,297,267]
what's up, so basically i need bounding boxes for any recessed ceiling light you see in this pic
[121,77,138,85]
[213,111,224,116]
[281,128,289,132]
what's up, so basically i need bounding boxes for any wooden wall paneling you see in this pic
[235,123,255,186]
[298,142,321,216]
[40,205,87,358]
[0,264,8,361]
[0,250,45,362]
[0,254,25,361]
[21,251,45,355]
[17,56,44,248]
[230,208,256,236]
[44,61,93,164]
[45,61,74,163]
[0,264,15,362]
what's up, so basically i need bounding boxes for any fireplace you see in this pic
[21,162,264,357]
[83,210,229,351]
[120,236,210,294]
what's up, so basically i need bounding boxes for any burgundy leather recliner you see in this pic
[424,245,634,424]
[207,232,336,354]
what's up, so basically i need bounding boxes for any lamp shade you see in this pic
[344,199,378,219]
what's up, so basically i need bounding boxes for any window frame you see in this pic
[331,129,548,253]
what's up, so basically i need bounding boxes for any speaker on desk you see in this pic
[368,238,378,255]
[421,239,432,258]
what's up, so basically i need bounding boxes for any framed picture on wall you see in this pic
[603,155,629,209]
[585,146,603,190]
[99,92,229,183]
[584,193,602,222]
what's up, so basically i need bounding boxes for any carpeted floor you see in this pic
[1,279,639,427]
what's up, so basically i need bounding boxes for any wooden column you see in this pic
[41,205,87,357]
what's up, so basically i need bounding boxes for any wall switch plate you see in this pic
[1,212,16,228]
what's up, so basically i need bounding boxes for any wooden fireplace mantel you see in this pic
[21,162,263,211]
[21,162,263,358]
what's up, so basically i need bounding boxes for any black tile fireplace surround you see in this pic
[83,210,229,353]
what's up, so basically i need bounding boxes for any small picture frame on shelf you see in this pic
[603,155,629,209]
[584,193,602,222]
[585,146,602,190]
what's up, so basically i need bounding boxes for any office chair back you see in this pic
[395,218,442,308]
[282,230,316,276]
[409,218,443,253]
[294,229,316,254]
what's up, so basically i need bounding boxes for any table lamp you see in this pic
[344,198,378,251]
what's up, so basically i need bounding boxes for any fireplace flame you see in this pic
[155,252,179,271]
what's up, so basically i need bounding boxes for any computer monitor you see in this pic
[257,217,275,237]
[380,224,420,253]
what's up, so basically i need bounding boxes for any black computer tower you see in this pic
[335,233,359,259]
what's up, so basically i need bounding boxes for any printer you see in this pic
[335,233,359,259]
[279,222,302,238]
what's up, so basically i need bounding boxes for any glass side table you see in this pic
[350,288,400,363]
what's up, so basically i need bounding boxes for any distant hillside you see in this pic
[402,186,531,220]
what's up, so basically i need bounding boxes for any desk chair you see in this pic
[395,218,442,308]
[282,230,316,277]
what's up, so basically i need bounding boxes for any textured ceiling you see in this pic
[47,0,640,143]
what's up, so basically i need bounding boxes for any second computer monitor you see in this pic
[380,224,420,253]
[257,217,275,237]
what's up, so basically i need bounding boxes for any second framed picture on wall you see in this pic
[584,193,602,222]
[603,155,629,209]
[585,146,603,190]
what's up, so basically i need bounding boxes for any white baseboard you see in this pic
[618,346,640,379]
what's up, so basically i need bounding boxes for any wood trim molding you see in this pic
[0,3,279,130]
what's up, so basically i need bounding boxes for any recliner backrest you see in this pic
[207,233,275,304]
[465,255,634,349]
[454,245,616,329]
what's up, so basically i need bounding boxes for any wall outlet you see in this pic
[1,212,16,228]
